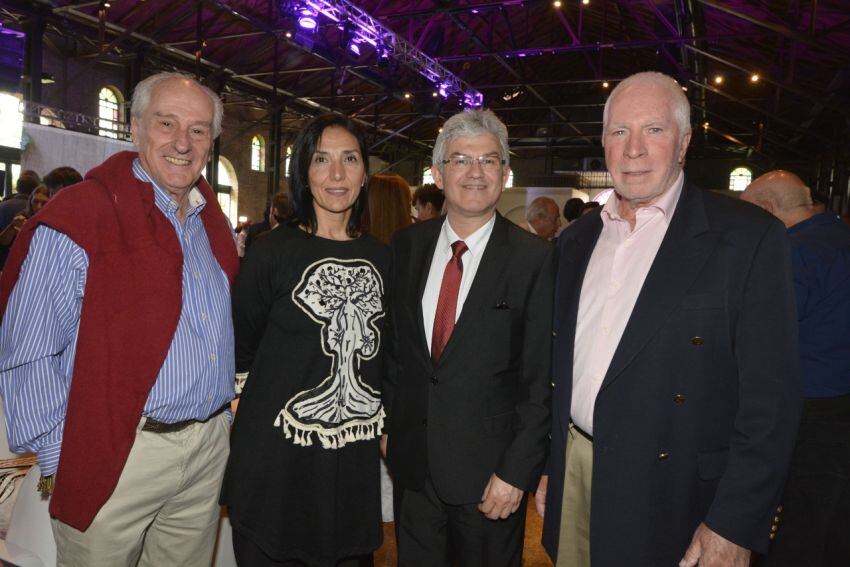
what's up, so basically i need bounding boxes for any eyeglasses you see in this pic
[440,155,506,171]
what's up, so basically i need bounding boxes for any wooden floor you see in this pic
[373,500,554,566]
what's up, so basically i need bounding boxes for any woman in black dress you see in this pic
[222,114,388,566]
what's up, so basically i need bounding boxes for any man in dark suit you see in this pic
[383,109,554,566]
[538,71,801,567]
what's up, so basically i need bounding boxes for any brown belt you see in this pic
[142,404,227,434]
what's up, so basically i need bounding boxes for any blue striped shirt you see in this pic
[0,160,234,475]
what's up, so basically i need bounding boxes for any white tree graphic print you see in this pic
[274,258,385,449]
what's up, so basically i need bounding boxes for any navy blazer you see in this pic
[542,182,802,566]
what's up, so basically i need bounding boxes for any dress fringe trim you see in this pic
[274,407,385,449]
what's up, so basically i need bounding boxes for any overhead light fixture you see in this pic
[285,31,292,38]
[582,0,590,5]
[553,1,562,6]
[602,81,609,89]
[713,75,723,85]
[703,121,710,129]
[348,40,361,56]
[404,92,411,99]
[750,73,760,82]
[297,7,319,30]
[40,73,55,85]
[432,91,438,98]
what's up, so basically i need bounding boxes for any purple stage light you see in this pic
[438,83,449,98]
[298,7,318,30]
[348,41,361,56]
[464,91,484,108]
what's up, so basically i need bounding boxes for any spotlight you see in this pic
[750,73,760,82]
[432,91,438,98]
[285,31,292,38]
[298,7,318,30]
[348,40,361,56]
[713,75,723,85]
[602,81,609,88]
[553,1,562,6]
[703,121,710,129]
[438,83,450,99]
[404,92,411,99]
[582,0,589,5]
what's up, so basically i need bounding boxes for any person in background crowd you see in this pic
[0,184,50,249]
[223,113,387,567]
[579,201,600,216]
[245,191,290,250]
[42,166,82,196]
[562,197,584,224]
[525,196,562,241]
[384,108,554,566]
[540,71,800,567]
[741,170,850,567]
[0,71,238,566]
[364,173,413,245]
[0,170,40,269]
[412,183,444,222]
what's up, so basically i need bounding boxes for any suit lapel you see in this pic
[600,183,721,391]
[413,219,443,361]
[435,214,511,366]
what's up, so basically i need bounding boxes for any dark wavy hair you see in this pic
[288,114,370,237]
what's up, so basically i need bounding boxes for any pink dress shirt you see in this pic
[571,173,684,435]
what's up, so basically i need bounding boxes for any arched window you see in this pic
[217,156,239,227]
[284,145,292,178]
[251,135,266,172]
[729,166,752,192]
[98,86,122,139]
[422,166,434,186]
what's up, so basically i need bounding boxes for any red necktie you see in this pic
[431,240,468,363]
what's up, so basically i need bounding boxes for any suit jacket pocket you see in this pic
[697,448,729,480]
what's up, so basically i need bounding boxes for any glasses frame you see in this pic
[439,154,507,171]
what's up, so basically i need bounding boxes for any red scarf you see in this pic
[0,151,239,530]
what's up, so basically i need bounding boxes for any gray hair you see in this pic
[602,71,691,145]
[131,72,223,138]
[432,109,510,174]
[526,196,559,222]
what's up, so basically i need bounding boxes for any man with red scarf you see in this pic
[0,72,239,565]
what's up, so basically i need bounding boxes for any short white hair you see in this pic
[432,109,509,174]
[131,72,223,138]
[602,71,691,144]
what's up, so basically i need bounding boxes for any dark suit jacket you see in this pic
[384,213,555,504]
[542,182,802,565]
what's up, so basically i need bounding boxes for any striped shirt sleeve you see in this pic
[0,226,88,475]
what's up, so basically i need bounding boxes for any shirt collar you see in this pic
[787,211,840,235]
[132,158,206,217]
[603,170,684,226]
[441,213,497,258]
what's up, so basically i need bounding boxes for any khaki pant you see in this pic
[52,412,230,567]
[556,424,593,567]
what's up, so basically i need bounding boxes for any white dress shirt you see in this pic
[422,214,497,352]
[571,173,684,435]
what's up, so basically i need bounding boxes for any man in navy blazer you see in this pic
[538,71,801,567]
